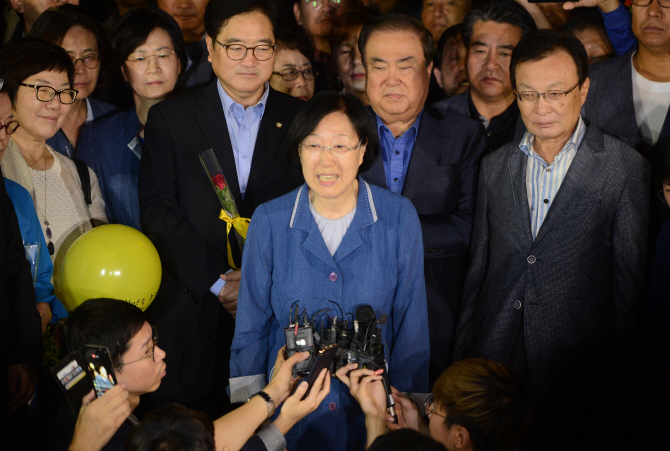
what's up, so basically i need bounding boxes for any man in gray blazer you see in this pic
[455,30,649,447]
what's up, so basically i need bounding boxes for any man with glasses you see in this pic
[139,0,304,418]
[455,30,648,448]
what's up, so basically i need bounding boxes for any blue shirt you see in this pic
[4,178,68,322]
[47,98,118,159]
[519,116,586,240]
[77,108,143,231]
[217,81,269,199]
[230,178,429,451]
[376,112,422,194]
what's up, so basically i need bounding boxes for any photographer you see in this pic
[336,359,531,451]
[62,299,330,451]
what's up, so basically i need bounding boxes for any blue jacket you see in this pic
[47,98,118,159]
[230,179,429,451]
[3,178,68,322]
[77,108,142,230]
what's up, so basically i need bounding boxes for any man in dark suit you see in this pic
[138,0,303,417]
[582,0,670,259]
[582,0,670,158]
[455,30,649,448]
[0,174,41,443]
[358,14,485,385]
[433,0,536,154]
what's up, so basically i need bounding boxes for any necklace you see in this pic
[33,148,54,255]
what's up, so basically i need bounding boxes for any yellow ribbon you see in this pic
[219,210,250,269]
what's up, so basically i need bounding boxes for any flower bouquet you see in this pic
[200,149,249,269]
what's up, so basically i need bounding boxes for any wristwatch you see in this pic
[248,390,275,419]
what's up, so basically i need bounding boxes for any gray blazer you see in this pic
[582,49,670,155]
[455,124,650,400]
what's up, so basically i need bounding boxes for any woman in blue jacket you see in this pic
[229,92,430,451]
[77,9,186,230]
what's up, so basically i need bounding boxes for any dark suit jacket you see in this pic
[0,176,41,424]
[582,49,670,156]
[363,105,485,381]
[433,89,527,143]
[138,81,303,415]
[455,124,649,403]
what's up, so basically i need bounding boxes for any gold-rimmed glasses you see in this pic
[299,139,364,156]
[126,50,176,70]
[117,326,158,370]
[424,394,447,419]
[515,81,581,105]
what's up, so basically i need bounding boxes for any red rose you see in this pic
[212,174,227,190]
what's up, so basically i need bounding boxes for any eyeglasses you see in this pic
[273,68,317,81]
[303,0,345,9]
[19,83,78,104]
[213,39,277,61]
[0,120,20,135]
[299,139,363,156]
[126,50,176,70]
[424,394,447,419]
[632,0,670,8]
[118,326,158,370]
[71,53,101,70]
[515,81,580,105]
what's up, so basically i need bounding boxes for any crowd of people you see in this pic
[0,0,669,450]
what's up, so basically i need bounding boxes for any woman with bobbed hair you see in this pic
[29,4,117,159]
[230,91,429,451]
[329,7,378,106]
[337,358,531,451]
[0,38,107,296]
[77,9,186,230]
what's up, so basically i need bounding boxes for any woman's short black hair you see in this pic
[275,28,315,67]
[0,37,74,107]
[113,8,187,78]
[368,429,447,451]
[125,404,215,451]
[510,30,589,90]
[64,298,145,371]
[29,4,112,93]
[287,91,380,175]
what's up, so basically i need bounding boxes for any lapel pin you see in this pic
[276,122,282,128]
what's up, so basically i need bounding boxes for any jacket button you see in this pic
[514,300,522,309]
[527,255,536,264]
[328,402,337,411]
[329,272,338,282]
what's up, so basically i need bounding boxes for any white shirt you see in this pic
[632,53,670,146]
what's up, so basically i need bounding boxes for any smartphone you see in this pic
[51,351,93,413]
[301,344,339,400]
[82,345,117,397]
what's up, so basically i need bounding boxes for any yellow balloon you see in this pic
[60,225,162,312]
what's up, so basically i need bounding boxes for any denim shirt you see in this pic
[47,98,118,159]
[77,108,143,230]
[230,178,429,451]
